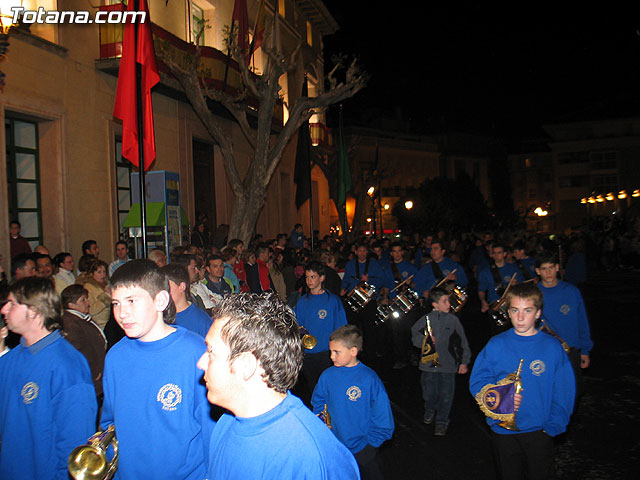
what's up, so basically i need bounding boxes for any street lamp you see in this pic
[405,200,413,210]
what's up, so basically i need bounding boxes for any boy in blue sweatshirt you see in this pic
[0,277,96,480]
[312,325,395,480]
[470,282,575,480]
[101,259,214,480]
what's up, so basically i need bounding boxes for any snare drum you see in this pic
[345,281,377,313]
[376,286,420,323]
[449,286,468,313]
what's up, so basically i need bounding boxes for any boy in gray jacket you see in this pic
[411,287,471,436]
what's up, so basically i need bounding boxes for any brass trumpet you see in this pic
[317,403,332,429]
[68,425,118,480]
[299,326,318,350]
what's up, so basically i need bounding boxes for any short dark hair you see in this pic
[77,255,94,274]
[172,254,197,268]
[9,277,62,332]
[214,292,302,394]
[82,240,97,254]
[535,251,559,268]
[53,252,72,268]
[304,260,325,277]
[389,241,403,250]
[329,325,363,352]
[206,254,223,265]
[11,253,34,277]
[491,242,506,252]
[221,247,237,263]
[61,284,89,309]
[9,220,20,228]
[227,239,244,251]
[109,259,176,324]
[161,264,190,297]
[429,286,449,304]
[505,282,543,311]
[512,240,526,251]
[115,240,128,249]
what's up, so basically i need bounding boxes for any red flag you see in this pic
[249,0,266,56]
[232,0,250,64]
[113,0,160,171]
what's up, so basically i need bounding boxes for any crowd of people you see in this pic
[0,218,598,479]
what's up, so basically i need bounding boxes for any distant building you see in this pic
[508,117,640,233]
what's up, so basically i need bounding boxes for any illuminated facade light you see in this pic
[596,195,604,203]
[366,217,372,223]
[618,190,627,199]
[367,186,375,197]
[606,192,614,201]
[633,189,640,197]
[383,203,390,210]
[588,197,596,203]
[580,198,587,204]
[404,200,413,210]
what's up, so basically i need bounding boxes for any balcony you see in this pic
[310,122,333,149]
[96,7,282,123]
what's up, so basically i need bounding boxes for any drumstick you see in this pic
[390,274,414,293]
[434,269,457,288]
[498,273,518,301]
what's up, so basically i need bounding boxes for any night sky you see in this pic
[323,2,640,144]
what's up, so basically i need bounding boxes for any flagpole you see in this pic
[135,0,148,258]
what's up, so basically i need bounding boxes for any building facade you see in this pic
[1,0,337,268]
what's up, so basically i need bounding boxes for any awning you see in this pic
[122,202,190,228]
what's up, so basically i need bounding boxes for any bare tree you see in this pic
[159,23,366,246]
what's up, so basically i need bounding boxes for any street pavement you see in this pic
[367,270,640,480]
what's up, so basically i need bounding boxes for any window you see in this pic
[590,151,617,170]
[115,137,134,234]
[306,21,313,46]
[192,2,205,46]
[5,117,42,249]
[558,175,588,188]
[592,174,617,190]
[557,151,589,164]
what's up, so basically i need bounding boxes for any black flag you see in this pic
[294,80,312,209]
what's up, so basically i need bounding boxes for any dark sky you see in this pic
[323,2,640,142]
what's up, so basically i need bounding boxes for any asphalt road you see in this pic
[368,270,640,480]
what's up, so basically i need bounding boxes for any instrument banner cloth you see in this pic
[474,359,524,430]
[420,317,439,366]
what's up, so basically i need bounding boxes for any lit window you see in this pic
[306,21,313,46]
[192,2,205,46]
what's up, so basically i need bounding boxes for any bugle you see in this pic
[68,425,118,480]
[299,326,318,350]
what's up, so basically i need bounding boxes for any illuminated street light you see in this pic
[404,200,413,210]
[367,186,375,197]
[366,217,372,223]
[383,203,390,210]
[534,207,548,217]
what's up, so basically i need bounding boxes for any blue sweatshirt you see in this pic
[477,263,524,302]
[175,302,213,338]
[413,257,468,296]
[294,291,347,353]
[341,258,388,293]
[539,280,593,354]
[469,329,575,437]
[100,326,214,480]
[0,330,97,480]
[312,362,395,454]
[383,260,418,299]
[207,393,359,479]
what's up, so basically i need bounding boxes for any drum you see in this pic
[345,281,377,313]
[489,304,510,327]
[376,286,420,323]
[449,285,468,313]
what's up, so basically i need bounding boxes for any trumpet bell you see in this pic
[68,446,109,480]
[302,334,318,350]
[68,425,118,480]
